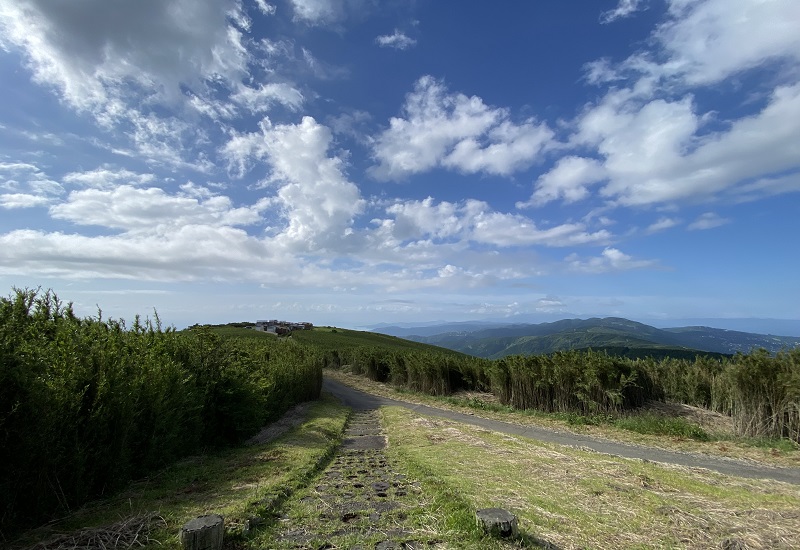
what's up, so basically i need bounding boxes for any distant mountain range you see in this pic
[371,317,800,359]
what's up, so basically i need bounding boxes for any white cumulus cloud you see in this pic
[370,76,554,179]
[221,116,365,251]
[522,156,607,207]
[0,193,52,209]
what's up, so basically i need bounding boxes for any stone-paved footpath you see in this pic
[271,410,441,549]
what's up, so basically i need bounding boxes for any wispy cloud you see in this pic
[375,30,416,50]
[253,0,277,16]
[688,212,730,231]
[600,0,646,24]
[646,217,681,234]
[566,247,658,273]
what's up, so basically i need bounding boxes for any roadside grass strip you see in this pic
[13,395,349,550]
[325,369,800,468]
[382,406,800,549]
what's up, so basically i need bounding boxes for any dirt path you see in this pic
[271,409,441,548]
[322,376,800,485]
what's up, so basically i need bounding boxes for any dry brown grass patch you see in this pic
[27,513,166,550]
[384,406,800,549]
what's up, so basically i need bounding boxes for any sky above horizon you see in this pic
[1,0,799,330]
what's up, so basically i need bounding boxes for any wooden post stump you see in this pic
[476,508,518,538]
[180,514,224,550]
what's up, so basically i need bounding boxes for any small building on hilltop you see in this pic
[254,319,313,333]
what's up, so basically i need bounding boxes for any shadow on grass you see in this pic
[9,396,350,550]
[516,531,564,549]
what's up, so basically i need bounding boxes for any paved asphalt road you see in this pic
[322,376,800,485]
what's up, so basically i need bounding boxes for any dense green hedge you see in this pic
[0,289,322,536]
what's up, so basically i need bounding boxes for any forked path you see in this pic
[322,376,800,485]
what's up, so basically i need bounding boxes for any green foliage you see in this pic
[486,349,658,414]
[0,289,322,537]
[715,348,800,441]
[739,436,799,453]
[613,413,711,441]
[442,395,514,413]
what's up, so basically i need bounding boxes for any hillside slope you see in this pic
[378,317,800,358]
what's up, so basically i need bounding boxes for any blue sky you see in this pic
[1,0,799,331]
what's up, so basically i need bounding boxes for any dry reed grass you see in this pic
[26,514,165,550]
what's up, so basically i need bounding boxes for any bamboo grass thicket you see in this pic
[327,342,800,445]
[717,348,800,441]
[0,288,322,537]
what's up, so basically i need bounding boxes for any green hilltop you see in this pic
[204,323,467,356]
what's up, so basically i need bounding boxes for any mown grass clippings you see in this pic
[11,396,349,550]
[380,418,544,549]
[380,405,800,549]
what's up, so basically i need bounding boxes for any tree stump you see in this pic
[476,508,518,538]
[180,514,224,550]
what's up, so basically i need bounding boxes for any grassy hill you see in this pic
[206,324,466,356]
[392,317,791,359]
[207,321,740,361]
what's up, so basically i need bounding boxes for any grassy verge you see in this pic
[379,417,551,549]
[10,395,349,549]
[382,406,800,549]
[325,368,800,467]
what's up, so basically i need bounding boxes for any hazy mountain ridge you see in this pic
[373,317,800,358]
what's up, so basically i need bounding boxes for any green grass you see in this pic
[205,324,467,355]
[613,413,711,441]
[439,391,710,440]
[204,325,278,339]
[292,326,466,354]
[381,416,549,549]
[381,406,800,549]
[443,395,515,414]
[10,396,349,549]
[739,436,800,453]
